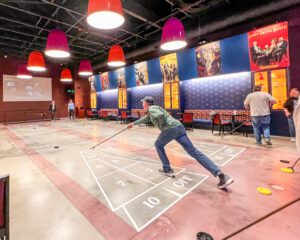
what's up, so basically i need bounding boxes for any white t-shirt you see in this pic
[244,91,276,116]
[293,101,300,152]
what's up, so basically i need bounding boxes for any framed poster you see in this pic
[89,76,96,92]
[248,21,290,71]
[195,41,221,77]
[100,72,110,91]
[254,71,269,93]
[116,68,126,88]
[118,88,127,109]
[90,92,97,109]
[271,69,288,110]
[160,53,179,83]
[164,82,180,110]
[134,62,149,86]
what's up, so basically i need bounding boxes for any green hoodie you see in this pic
[133,105,182,131]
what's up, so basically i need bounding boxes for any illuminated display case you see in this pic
[118,88,127,109]
[164,82,180,110]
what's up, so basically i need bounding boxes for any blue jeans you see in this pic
[287,117,295,138]
[251,115,271,143]
[154,125,221,177]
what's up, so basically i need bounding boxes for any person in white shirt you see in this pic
[244,85,277,145]
[68,99,75,120]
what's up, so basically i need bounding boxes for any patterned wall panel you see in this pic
[131,84,164,109]
[181,72,252,110]
[98,89,118,109]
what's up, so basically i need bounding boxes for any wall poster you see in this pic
[164,82,180,110]
[271,68,288,110]
[116,68,126,88]
[195,41,221,77]
[160,53,179,83]
[254,71,269,93]
[134,61,149,86]
[118,88,127,109]
[100,72,110,91]
[248,21,290,71]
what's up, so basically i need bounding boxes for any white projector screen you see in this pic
[3,75,52,102]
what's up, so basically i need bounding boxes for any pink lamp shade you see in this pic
[27,51,46,72]
[17,64,32,79]
[161,17,187,51]
[45,29,70,58]
[87,0,125,29]
[107,44,125,67]
[79,59,93,76]
[60,68,73,82]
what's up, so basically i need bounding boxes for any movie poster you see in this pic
[100,72,109,91]
[254,71,269,93]
[160,53,179,83]
[134,62,149,86]
[89,76,96,92]
[248,21,290,71]
[116,68,126,88]
[195,41,221,77]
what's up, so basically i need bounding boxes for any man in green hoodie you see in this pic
[127,96,233,189]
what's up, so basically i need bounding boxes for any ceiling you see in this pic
[0,0,299,73]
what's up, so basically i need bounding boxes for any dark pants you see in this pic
[287,117,295,138]
[69,110,75,120]
[50,111,55,120]
[154,125,221,177]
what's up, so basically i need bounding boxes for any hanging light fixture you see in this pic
[161,17,187,51]
[107,44,125,67]
[60,68,73,82]
[45,29,70,58]
[27,51,46,72]
[87,0,125,29]
[17,64,32,79]
[78,59,93,76]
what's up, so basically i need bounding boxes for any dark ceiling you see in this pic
[0,0,299,73]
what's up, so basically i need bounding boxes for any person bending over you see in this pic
[127,96,233,189]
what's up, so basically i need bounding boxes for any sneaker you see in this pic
[217,174,234,189]
[290,138,296,142]
[255,142,262,146]
[158,168,175,177]
[265,139,272,145]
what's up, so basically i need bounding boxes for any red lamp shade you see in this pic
[79,59,93,76]
[45,29,70,58]
[60,68,73,82]
[17,64,32,79]
[87,0,124,29]
[27,51,46,72]
[107,44,125,67]
[161,17,187,51]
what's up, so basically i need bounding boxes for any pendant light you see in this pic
[107,44,125,67]
[45,29,70,58]
[87,0,125,29]
[161,17,187,51]
[27,51,46,72]
[17,64,32,79]
[78,59,93,76]
[60,68,73,82]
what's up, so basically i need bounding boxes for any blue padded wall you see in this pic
[177,48,198,81]
[181,72,252,110]
[98,89,118,109]
[131,84,164,109]
[147,58,162,84]
[221,34,250,74]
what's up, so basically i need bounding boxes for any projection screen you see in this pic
[3,75,52,102]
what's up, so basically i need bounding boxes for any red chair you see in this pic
[0,175,9,240]
[120,111,132,124]
[211,113,232,135]
[181,113,194,131]
[101,111,108,121]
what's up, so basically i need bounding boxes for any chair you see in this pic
[120,111,131,124]
[102,111,109,121]
[181,113,193,131]
[0,175,9,240]
[87,110,97,120]
[242,120,253,137]
[211,113,232,135]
